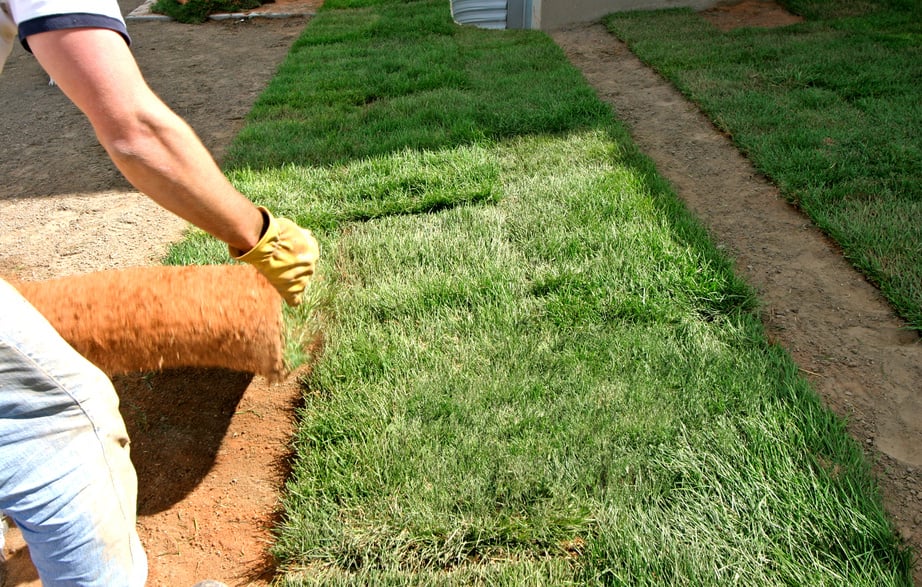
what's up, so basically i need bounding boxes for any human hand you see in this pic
[1,3,17,75]
[230,207,319,306]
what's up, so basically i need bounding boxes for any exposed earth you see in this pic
[0,1,320,585]
[1,0,919,585]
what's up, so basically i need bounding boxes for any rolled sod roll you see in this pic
[13,264,285,381]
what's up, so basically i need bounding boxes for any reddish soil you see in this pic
[701,0,804,30]
[1,1,919,585]
[0,2,317,586]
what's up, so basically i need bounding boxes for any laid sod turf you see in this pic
[167,0,913,583]
[604,0,922,330]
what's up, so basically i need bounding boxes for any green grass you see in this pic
[151,0,265,23]
[166,0,913,583]
[224,4,608,169]
[604,0,922,330]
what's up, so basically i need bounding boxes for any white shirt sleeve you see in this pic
[2,0,129,51]
[4,0,125,26]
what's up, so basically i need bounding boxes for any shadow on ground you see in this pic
[114,368,254,515]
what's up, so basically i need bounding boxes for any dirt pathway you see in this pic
[551,12,921,584]
[0,2,317,586]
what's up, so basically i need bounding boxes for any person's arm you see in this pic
[26,27,318,305]
[27,27,265,252]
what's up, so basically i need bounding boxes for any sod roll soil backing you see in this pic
[13,264,285,381]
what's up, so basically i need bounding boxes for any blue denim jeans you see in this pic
[0,278,147,586]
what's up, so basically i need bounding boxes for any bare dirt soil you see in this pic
[1,0,919,585]
[0,2,318,585]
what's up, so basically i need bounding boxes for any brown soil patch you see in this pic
[0,1,314,585]
[701,0,804,31]
[1,0,919,585]
[238,0,322,16]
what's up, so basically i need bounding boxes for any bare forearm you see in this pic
[101,106,264,252]
[23,25,318,306]
[27,27,264,253]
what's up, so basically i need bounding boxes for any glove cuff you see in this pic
[229,206,275,260]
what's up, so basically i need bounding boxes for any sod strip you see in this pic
[605,3,922,329]
[166,0,912,583]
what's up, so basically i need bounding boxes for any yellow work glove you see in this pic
[1,3,17,75]
[230,207,319,306]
